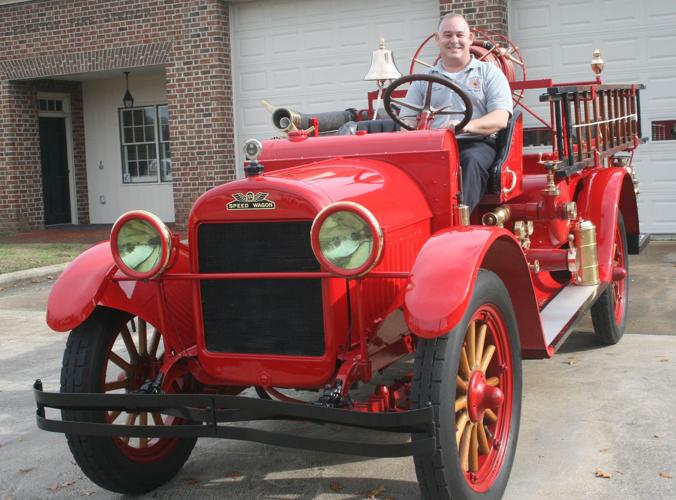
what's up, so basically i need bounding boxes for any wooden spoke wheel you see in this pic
[412,270,522,500]
[104,317,188,461]
[591,212,629,345]
[60,308,196,495]
[455,306,512,491]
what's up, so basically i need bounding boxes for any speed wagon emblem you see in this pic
[227,192,276,210]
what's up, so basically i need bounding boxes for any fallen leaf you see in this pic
[567,360,577,366]
[365,484,386,498]
[599,448,609,453]
[19,468,34,474]
[47,275,54,280]
[228,471,242,478]
[654,434,661,439]
[659,471,673,479]
[329,481,343,493]
[31,278,40,283]
[47,480,76,492]
[595,469,612,479]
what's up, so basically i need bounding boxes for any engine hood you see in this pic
[188,157,432,232]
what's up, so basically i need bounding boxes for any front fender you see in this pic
[46,242,116,331]
[577,168,638,282]
[47,242,196,348]
[404,227,548,357]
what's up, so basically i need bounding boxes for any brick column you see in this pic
[166,0,236,230]
[439,0,508,35]
[0,79,43,232]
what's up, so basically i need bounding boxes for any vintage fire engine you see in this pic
[34,29,646,499]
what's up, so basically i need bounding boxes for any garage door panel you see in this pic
[602,38,639,66]
[601,0,639,24]
[559,2,594,29]
[273,68,302,90]
[560,40,595,68]
[511,0,676,232]
[237,35,266,58]
[634,153,676,188]
[513,3,552,37]
[646,1,676,21]
[637,196,676,234]
[272,32,301,55]
[239,70,267,92]
[644,75,676,111]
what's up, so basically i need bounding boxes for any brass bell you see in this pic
[591,49,604,78]
[364,38,402,81]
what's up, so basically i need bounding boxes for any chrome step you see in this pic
[540,283,605,349]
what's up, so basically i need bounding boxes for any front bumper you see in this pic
[33,380,435,458]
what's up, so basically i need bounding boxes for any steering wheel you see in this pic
[383,74,473,133]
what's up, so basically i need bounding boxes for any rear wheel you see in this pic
[412,270,522,500]
[60,307,196,494]
[591,212,629,345]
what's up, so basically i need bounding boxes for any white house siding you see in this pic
[83,72,174,223]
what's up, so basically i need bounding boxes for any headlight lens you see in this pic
[311,202,383,276]
[319,211,373,270]
[111,211,172,279]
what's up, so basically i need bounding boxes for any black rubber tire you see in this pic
[591,212,629,345]
[60,307,197,495]
[411,270,522,500]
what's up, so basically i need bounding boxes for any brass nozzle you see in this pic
[482,206,511,227]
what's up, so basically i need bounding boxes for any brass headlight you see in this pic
[311,202,383,277]
[111,211,172,279]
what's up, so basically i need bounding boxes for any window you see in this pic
[119,105,171,184]
[652,120,676,142]
[38,98,63,112]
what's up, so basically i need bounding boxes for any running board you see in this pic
[540,283,607,351]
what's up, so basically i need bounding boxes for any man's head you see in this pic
[434,14,474,71]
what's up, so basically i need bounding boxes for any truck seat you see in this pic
[488,110,522,194]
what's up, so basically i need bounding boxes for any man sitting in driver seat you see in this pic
[402,13,513,211]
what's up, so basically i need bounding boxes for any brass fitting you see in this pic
[482,205,511,227]
[514,220,533,249]
[573,220,600,285]
[562,201,578,221]
[458,204,470,226]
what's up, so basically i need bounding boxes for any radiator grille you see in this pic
[197,222,325,356]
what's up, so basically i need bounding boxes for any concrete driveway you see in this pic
[0,242,675,499]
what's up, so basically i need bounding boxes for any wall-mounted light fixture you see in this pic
[122,71,134,108]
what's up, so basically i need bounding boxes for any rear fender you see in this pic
[576,168,638,281]
[404,227,549,357]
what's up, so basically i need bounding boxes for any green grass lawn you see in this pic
[0,243,91,274]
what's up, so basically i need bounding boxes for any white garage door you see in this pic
[510,0,676,234]
[230,0,439,167]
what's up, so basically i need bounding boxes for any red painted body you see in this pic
[45,45,642,404]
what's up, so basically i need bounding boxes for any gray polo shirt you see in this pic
[401,57,513,138]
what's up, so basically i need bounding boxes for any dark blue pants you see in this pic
[459,140,497,211]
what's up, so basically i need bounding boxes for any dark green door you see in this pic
[39,117,71,225]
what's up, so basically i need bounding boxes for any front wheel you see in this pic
[591,212,629,345]
[412,270,522,500]
[60,307,197,495]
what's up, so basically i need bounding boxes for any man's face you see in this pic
[434,17,474,66]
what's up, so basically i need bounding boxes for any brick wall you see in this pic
[439,0,508,35]
[0,0,235,231]
[0,80,43,232]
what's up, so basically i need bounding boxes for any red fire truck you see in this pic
[34,29,646,499]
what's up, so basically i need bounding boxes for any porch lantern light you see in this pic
[122,71,134,108]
